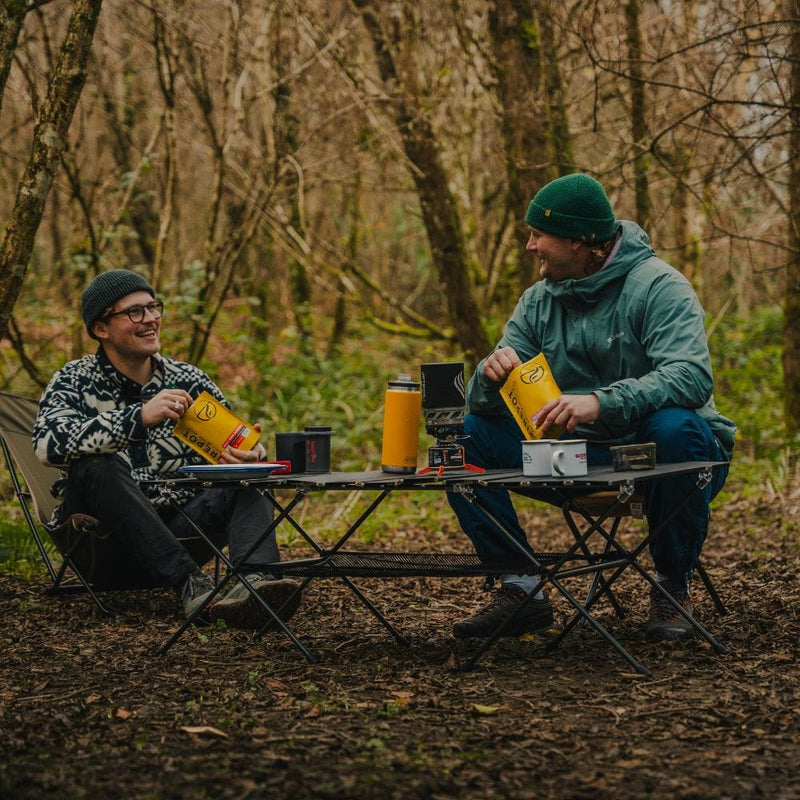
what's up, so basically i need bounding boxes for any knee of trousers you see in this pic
[68,453,135,488]
[227,485,275,520]
[462,413,524,469]
[639,408,715,463]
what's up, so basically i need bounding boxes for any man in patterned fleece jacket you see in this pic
[33,269,300,629]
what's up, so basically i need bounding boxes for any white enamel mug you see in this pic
[521,439,558,477]
[551,439,588,477]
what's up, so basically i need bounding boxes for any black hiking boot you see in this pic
[453,585,554,639]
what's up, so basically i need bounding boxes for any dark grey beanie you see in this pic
[81,269,155,339]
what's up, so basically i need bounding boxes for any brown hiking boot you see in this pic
[645,580,695,642]
[210,573,301,630]
[453,585,554,638]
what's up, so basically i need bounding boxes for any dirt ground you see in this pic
[1,494,799,800]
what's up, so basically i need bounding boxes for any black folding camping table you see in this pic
[155,461,728,676]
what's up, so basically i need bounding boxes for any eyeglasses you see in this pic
[102,300,164,324]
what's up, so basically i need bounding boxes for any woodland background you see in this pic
[0,0,797,460]
[2,3,800,799]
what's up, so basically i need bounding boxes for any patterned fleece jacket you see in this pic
[33,346,226,526]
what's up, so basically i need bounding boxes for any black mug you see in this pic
[275,432,306,473]
[304,426,332,473]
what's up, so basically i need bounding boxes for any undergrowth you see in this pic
[0,305,793,575]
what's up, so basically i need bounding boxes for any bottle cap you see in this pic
[389,373,419,390]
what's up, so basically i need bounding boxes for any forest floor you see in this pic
[1,489,799,800]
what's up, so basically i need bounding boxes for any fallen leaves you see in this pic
[179,725,228,738]
[1,502,799,799]
[472,703,502,715]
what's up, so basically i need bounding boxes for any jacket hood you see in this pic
[543,220,655,308]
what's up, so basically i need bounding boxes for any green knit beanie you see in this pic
[81,269,155,338]
[525,173,616,243]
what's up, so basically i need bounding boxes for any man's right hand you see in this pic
[141,389,195,428]
[482,346,522,382]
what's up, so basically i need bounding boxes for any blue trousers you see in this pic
[447,408,729,586]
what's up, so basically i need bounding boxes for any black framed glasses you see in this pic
[102,300,164,324]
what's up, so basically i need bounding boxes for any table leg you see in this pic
[550,470,729,657]
[156,490,318,663]
[254,488,411,648]
[456,486,653,675]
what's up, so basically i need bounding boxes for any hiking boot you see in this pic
[646,580,695,642]
[178,570,218,622]
[210,573,302,631]
[453,585,554,639]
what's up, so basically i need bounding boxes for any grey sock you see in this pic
[501,574,545,599]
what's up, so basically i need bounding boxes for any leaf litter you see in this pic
[1,499,800,798]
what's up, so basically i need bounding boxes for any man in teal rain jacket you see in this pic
[448,173,736,642]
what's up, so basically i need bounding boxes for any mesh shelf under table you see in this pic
[261,549,610,579]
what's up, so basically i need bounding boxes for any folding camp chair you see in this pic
[0,391,219,616]
[0,391,115,612]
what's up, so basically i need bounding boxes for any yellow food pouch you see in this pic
[500,353,563,440]
[173,391,260,464]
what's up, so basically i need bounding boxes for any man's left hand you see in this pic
[217,423,267,464]
[533,394,600,435]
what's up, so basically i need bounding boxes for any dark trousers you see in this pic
[58,455,279,589]
[447,408,729,587]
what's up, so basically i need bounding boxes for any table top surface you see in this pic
[160,461,726,491]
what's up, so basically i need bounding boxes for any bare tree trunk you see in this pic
[272,10,313,356]
[784,0,800,431]
[329,168,362,358]
[487,0,553,296]
[96,84,157,268]
[0,0,28,112]
[150,4,179,289]
[178,5,244,363]
[353,0,491,361]
[538,3,573,175]
[0,0,104,342]
[625,0,650,229]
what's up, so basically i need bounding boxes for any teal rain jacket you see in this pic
[467,220,736,458]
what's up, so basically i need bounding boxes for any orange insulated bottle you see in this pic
[381,374,421,473]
